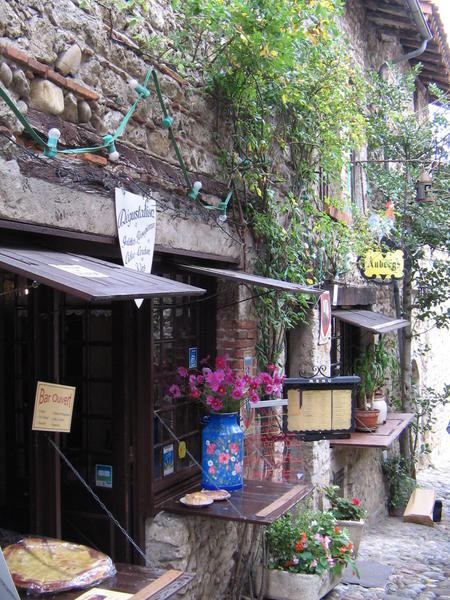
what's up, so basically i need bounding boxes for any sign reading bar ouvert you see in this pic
[32,381,76,433]
[283,376,359,441]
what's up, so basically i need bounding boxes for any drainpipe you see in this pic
[379,0,432,74]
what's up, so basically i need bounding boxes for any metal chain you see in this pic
[47,436,149,565]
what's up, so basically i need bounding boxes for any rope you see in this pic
[47,435,149,565]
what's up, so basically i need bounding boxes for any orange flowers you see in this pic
[295,531,307,552]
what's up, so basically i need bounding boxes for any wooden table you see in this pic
[162,479,313,600]
[18,563,195,600]
[162,479,312,525]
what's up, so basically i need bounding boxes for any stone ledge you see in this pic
[0,43,100,101]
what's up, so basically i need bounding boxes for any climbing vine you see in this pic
[103,0,372,365]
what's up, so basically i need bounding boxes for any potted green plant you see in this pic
[353,338,390,431]
[382,454,418,516]
[256,507,358,600]
[323,485,367,557]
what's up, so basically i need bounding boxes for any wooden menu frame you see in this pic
[283,375,360,441]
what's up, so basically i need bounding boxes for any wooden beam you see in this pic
[25,109,229,199]
[366,10,415,28]
[418,63,449,78]
[364,1,409,18]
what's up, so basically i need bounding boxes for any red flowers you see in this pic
[352,497,360,507]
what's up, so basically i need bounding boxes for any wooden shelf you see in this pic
[330,412,414,449]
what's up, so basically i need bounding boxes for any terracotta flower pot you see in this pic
[355,408,380,432]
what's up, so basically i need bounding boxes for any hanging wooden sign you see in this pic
[115,188,156,308]
[358,248,404,283]
[283,375,359,441]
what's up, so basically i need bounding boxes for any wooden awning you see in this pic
[178,264,322,296]
[0,245,205,302]
[333,309,409,333]
[363,0,450,94]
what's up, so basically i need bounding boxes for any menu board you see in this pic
[286,388,352,433]
[332,389,352,429]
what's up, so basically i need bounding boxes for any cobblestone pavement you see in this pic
[326,453,450,600]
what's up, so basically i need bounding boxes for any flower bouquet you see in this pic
[168,354,284,413]
[168,354,284,490]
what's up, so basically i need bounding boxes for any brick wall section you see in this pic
[216,281,257,373]
[0,42,99,100]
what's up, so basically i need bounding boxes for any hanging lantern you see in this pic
[415,170,434,203]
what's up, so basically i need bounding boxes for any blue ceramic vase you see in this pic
[201,412,244,491]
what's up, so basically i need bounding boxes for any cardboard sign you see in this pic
[115,188,156,308]
[32,381,76,433]
[403,488,436,526]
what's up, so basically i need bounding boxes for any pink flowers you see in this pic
[168,354,284,414]
[169,384,181,399]
[218,452,230,464]
[229,443,240,455]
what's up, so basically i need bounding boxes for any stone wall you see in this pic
[330,447,387,524]
[0,0,242,261]
[145,511,241,599]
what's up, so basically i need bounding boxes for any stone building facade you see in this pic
[0,1,448,598]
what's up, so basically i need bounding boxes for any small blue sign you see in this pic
[95,464,113,489]
[189,347,198,369]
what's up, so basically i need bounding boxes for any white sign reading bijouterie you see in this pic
[115,188,156,308]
